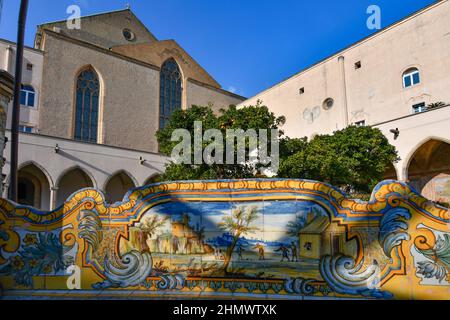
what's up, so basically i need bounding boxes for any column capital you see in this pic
[0,70,14,100]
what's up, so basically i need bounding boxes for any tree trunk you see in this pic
[222,233,240,273]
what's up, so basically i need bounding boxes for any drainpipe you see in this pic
[338,55,349,128]
[8,0,29,202]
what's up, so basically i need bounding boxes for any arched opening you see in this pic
[402,67,420,88]
[17,163,51,210]
[159,58,182,129]
[143,174,162,186]
[57,168,94,206]
[18,177,35,206]
[104,171,136,203]
[407,139,450,205]
[383,162,398,180]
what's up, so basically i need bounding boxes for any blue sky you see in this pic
[0,0,436,97]
[149,200,327,235]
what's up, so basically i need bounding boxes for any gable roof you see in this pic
[111,40,221,88]
[299,216,330,234]
[36,9,158,49]
[34,7,239,93]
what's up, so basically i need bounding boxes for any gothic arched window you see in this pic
[159,58,182,128]
[74,68,99,143]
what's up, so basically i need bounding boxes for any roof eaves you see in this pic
[37,8,130,27]
[41,28,160,71]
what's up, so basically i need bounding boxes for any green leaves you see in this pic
[156,103,399,196]
[156,105,218,156]
[156,103,284,180]
[278,125,399,194]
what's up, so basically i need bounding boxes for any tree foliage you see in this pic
[217,206,260,273]
[156,103,285,181]
[139,215,169,237]
[156,104,399,195]
[278,125,399,193]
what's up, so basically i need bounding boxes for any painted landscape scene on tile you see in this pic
[0,179,449,300]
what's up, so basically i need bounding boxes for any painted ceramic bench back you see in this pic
[0,179,449,299]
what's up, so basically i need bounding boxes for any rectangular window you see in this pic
[20,86,36,107]
[27,93,35,107]
[26,63,33,71]
[412,72,420,85]
[19,125,34,133]
[404,76,412,88]
[403,70,420,88]
[412,102,426,114]
[354,61,361,69]
[299,87,305,95]
[20,91,27,105]
[355,120,366,127]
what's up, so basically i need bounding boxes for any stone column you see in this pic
[4,46,13,73]
[50,186,59,211]
[0,70,14,196]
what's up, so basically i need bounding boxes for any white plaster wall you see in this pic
[373,105,450,181]
[239,1,450,140]
[2,131,169,207]
[0,39,43,130]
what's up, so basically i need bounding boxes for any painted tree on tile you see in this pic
[218,206,260,274]
[138,214,169,252]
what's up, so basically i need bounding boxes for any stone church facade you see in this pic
[0,9,245,210]
[34,9,244,152]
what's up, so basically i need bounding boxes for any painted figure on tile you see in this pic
[275,245,291,262]
[237,244,244,260]
[291,241,298,262]
[254,243,265,260]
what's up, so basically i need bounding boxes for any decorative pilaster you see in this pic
[50,186,59,210]
[0,70,14,196]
